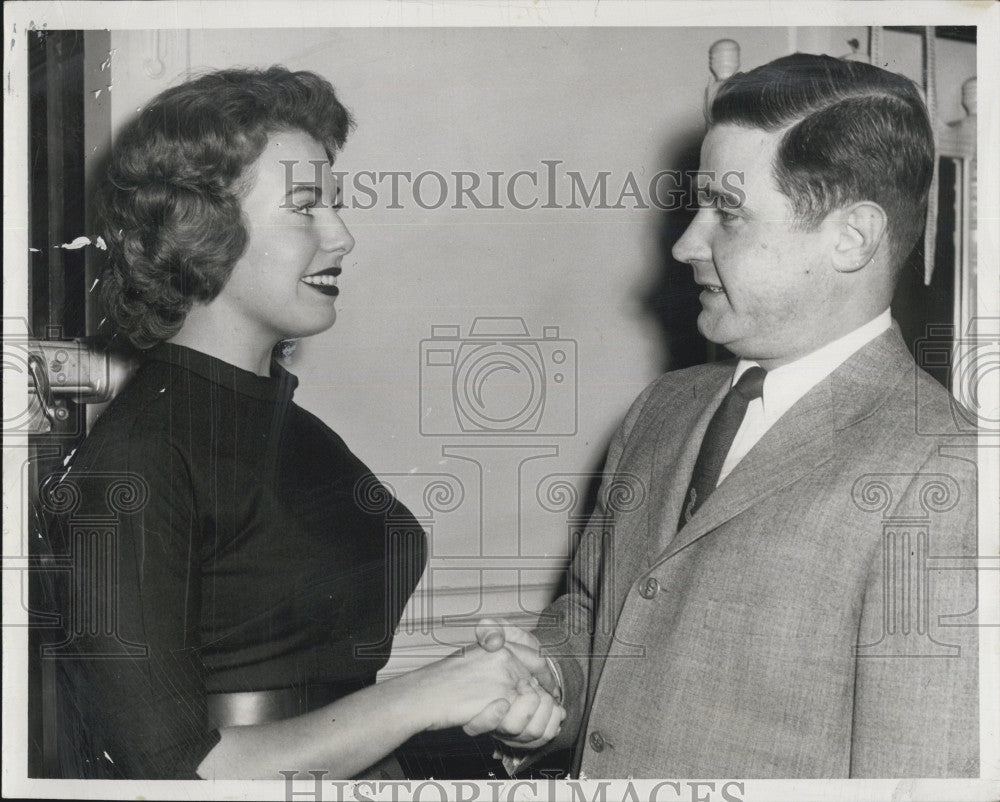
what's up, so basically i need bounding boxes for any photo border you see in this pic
[3,2,998,800]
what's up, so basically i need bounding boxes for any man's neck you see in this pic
[738,308,892,382]
[752,309,893,372]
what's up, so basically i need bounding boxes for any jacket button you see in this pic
[638,577,659,599]
[589,731,606,752]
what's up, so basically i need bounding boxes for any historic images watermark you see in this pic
[281,161,746,212]
[280,773,747,802]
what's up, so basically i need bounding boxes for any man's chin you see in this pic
[696,314,729,347]
[697,317,750,361]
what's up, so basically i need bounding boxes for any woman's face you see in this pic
[211,129,355,346]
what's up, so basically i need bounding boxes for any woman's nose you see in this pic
[671,209,712,265]
[320,207,355,255]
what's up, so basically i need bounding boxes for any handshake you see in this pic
[415,617,565,756]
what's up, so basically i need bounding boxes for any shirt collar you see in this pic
[145,342,298,401]
[732,308,892,424]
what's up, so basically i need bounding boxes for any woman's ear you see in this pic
[830,201,888,273]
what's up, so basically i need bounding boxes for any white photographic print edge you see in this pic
[3,2,998,800]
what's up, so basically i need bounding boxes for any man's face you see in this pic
[672,124,840,367]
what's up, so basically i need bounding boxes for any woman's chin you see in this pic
[288,310,338,340]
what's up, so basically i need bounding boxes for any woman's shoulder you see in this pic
[286,403,374,475]
[290,402,349,447]
[73,361,189,462]
[41,363,199,520]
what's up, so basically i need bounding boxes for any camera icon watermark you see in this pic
[914,318,1000,435]
[3,317,136,437]
[419,317,577,436]
[2,318,65,436]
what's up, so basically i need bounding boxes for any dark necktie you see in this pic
[679,366,766,528]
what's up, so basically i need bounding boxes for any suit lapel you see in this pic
[647,325,913,567]
[646,365,731,564]
[653,380,836,565]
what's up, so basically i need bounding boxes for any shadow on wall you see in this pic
[640,130,720,374]
[550,126,722,606]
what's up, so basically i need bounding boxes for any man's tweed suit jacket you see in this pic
[532,325,978,778]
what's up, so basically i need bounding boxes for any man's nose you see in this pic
[671,208,712,265]
[319,206,355,255]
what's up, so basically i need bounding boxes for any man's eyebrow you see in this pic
[704,185,744,209]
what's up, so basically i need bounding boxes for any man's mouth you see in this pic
[700,283,725,294]
[302,266,341,296]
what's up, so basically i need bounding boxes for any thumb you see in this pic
[476,617,506,652]
[462,698,511,737]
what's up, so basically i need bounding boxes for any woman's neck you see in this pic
[168,305,277,376]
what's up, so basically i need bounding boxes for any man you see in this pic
[478,53,979,778]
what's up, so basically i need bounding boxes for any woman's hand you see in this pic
[407,643,562,735]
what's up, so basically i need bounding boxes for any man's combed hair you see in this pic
[710,53,934,268]
[99,66,354,348]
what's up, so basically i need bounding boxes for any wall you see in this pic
[105,26,976,675]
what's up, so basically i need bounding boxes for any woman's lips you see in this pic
[301,266,341,296]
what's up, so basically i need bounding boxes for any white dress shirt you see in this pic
[717,309,892,485]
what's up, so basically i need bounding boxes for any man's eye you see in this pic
[292,204,315,217]
[713,198,740,223]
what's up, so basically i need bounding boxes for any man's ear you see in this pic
[830,201,888,273]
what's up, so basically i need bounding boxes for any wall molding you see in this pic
[378,581,554,680]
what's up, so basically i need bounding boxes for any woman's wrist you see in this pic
[377,667,441,734]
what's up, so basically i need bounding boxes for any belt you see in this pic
[206,679,370,729]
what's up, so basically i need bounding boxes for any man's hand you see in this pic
[475,618,557,695]
[462,675,564,748]
[461,618,565,749]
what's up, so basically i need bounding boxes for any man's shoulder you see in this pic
[872,356,980,454]
[847,359,979,519]
[846,325,977,441]
[604,361,732,451]
[907,363,977,437]
[637,360,732,407]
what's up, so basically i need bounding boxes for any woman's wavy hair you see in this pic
[710,53,934,270]
[99,66,354,348]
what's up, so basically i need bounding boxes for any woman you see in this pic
[41,66,562,780]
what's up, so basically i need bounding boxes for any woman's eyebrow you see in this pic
[285,181,342,207]
[286,184,322,200]
[283,184,324,208]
